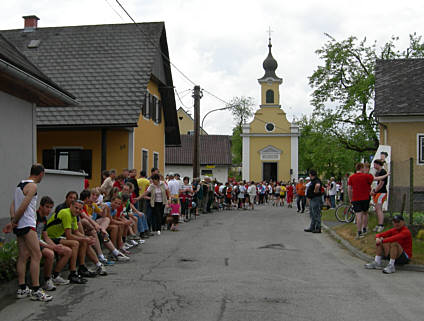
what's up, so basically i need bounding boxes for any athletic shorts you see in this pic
[373,193,387,205]
[352,199,370,213]
[249,195,256,203]
[13,226,35,237]
[385,251,410,265]
[51,237,65,245]
[274,193,280,197]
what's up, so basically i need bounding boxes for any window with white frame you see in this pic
[418,134,424,165]
[153,152,159,169]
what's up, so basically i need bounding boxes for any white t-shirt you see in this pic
[238,185,246,198]
[247,185,257,196]
[329,182,337,196]
[168,179,180,195]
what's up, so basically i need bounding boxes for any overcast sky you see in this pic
[1,0,422,134]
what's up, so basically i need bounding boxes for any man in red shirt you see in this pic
[365,215,412,274]
[348,163,374,239]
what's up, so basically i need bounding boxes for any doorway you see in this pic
[263,162,277,182]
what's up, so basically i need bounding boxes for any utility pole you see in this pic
[192,85,202,178]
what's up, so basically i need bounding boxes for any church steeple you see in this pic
[258,33,282,107]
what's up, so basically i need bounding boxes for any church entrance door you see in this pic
[263,162,277,182]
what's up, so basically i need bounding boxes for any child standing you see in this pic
[169,198,180,231]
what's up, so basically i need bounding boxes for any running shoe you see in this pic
[78,265,97,278]
[129,240,138,246]
[376,226,385,233]
[99,257,115,266]
[157,231,161,236]
[95,264,108,276]
[68,273,87,284]
[30,288,53,302]
[53,275,70,286]
[138,239,145,245]
[383,264,396,274]
[123,242,133,250]
[16,286,31,299]
[114,251,130,261]
[43,278,56,291]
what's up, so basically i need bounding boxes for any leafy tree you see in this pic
[309,33,424,153]
[226,96,255,164]
[298,115,367,179]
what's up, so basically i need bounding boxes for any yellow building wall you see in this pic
[106,129,129,174]
[37,129,102,185]
[385,122,424,186]
[133,79,166,175]
[250,107,291,133]
[260,82,280,105]
[249,136,291,182]
[177,108,207,135]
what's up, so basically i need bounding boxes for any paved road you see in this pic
[1,205,424,321]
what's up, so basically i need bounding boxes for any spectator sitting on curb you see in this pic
[365,215,412,274]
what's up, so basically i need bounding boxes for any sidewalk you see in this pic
[322,221,424,272]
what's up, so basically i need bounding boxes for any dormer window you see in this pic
[266,89,274,104]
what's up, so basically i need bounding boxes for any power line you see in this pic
[104,0,125,21]
[114,0,197,87]
[175,88,190,110]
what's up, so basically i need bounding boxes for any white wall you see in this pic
[165,165,229,183]
[0,91,34,219]
[37,169,86,206]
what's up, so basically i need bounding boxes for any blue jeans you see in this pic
[330,195,336,208]
[309,197,322,231]
[134,213,149,233]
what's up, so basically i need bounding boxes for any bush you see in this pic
[0,240,18,282]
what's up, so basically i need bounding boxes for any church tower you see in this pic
[241,36,299,182]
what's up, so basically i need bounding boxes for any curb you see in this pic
[322,223,424,272]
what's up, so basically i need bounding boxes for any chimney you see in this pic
[22,15,40,32]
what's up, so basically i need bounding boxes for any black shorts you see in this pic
[385,251,410,265]
[13,226,34,237]
[51,238,63,245]
[352,199,370,213]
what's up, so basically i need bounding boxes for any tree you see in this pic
[309,33,424,153]
[226,96,255,164]
[298,115,366,179]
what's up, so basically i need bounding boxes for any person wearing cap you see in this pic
[365,215,412,274]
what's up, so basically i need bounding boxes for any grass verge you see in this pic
[331,215,424,265]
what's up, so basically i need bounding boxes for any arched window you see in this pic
[266,89,274,104]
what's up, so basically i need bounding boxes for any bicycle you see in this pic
[335,202,376,223]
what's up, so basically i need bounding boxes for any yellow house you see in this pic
[177,107,208,135]
[3,18,180,186]
[375,59,424,211]
[241,38,298,182]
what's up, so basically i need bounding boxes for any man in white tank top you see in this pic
[3,164,52,302]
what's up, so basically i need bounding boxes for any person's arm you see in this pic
[381,229,410,244]
[313,182,320,194]
[372,180,384,194]
[348,185,353,202]
[374,172,390,181]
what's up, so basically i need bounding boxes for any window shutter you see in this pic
[80,150,92,178]
[158,100,162,123]
[152,96,157,122]
[142,92,147,117]
[42,149,55,169]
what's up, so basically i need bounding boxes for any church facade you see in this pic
[241,38,299,183]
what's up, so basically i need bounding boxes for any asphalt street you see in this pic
[1,204,424,321]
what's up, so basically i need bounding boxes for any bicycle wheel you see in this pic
[335,204,352,223]
[346,207,356,223]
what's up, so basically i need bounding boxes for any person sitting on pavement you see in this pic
[47,199,107,279]
[54,191,78,214]
[36,196,72,291]
[365,215,412,274]
[80,189,129,264]
[104,195,131,254]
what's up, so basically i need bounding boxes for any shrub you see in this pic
[0,240,18,282]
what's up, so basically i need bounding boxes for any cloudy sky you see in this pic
[1,0,422,134]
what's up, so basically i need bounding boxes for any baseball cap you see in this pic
[392,215,404,222]
[306,177,310,180]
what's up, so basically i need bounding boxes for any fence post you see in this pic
[409,157,414,225]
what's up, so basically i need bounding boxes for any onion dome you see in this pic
[259,37,282,82]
